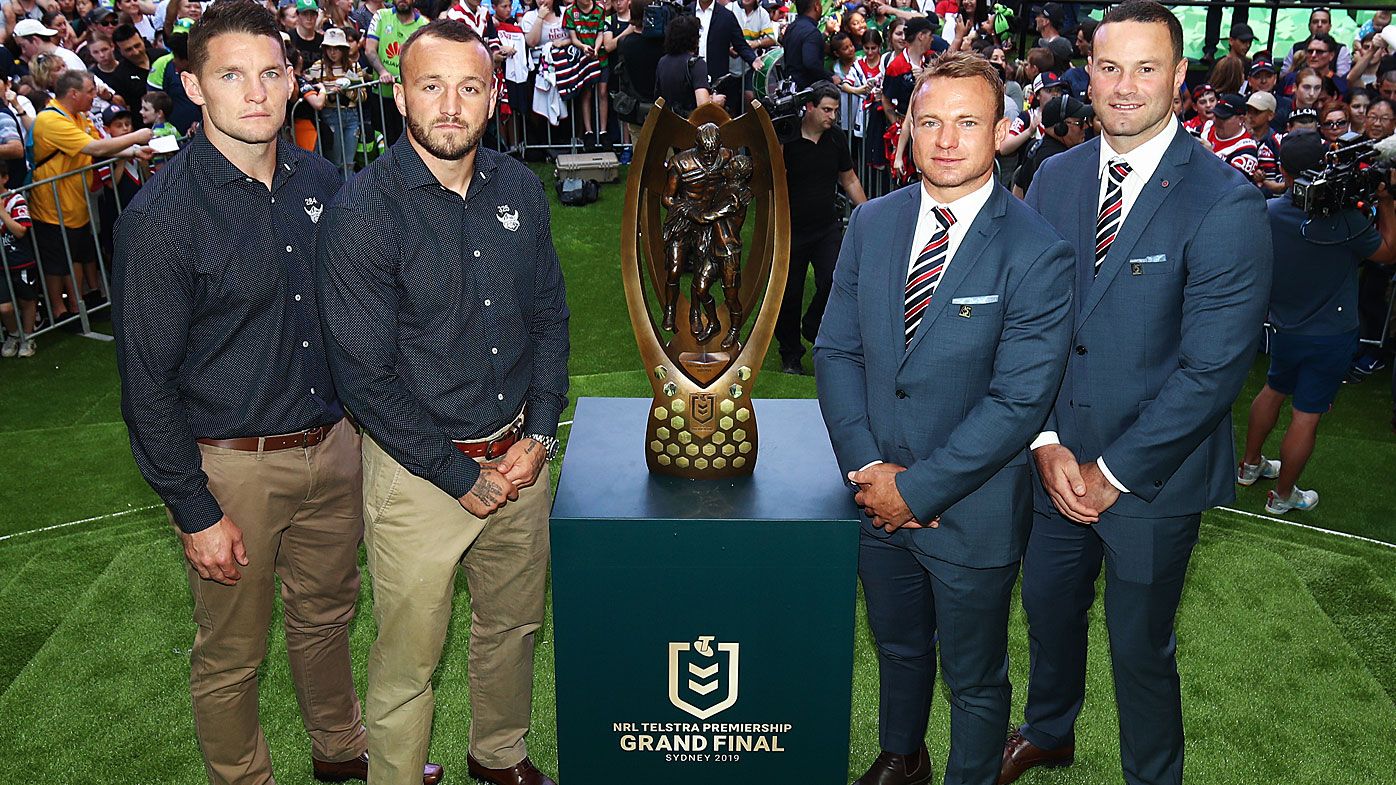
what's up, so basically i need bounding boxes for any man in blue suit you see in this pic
[814,53,1075,785]
[1001,3,1273,785]
[688,0,756,111]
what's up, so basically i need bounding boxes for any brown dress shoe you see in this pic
[852,744,934,785]
[466,754,557,785]
[998,729,1074,784]
[312,752,445,785]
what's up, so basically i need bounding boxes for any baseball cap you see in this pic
[1289,107,1320,126]
[1039,2,1064,26]
[172,16,195,33]
[87,6,116,24]
[1230,23,1255,42]
[1041,95,1093,127]
[1245,91,1277,113]
[1279,130,1325,174]
[1191,83,1217,101]
[102,106,131,126]
[903,16,935,41]
[1031,71,1067,94]
[322,27,349,47]
[1212,93,1247,119]
[1248,59,1277,76]
[295,0,319,12]
[12,19,57,37]
[1045,36,1074,64]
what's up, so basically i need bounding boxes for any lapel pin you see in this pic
[1131,263,1143,276]
[959,305,973,318]
[1161,179,1169,187]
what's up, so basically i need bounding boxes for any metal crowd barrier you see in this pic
[284,74,625,181]
[0,150,167,351]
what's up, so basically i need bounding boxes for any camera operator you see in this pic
[777,81,867,375]
[1238,132,1396,514]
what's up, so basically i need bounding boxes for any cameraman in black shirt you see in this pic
[778,81,867,374]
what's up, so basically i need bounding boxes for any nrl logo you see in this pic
[496,205,520,232]
[669,635,739,720]
[303,197,323,223]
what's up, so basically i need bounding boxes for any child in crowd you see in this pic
[0,165,37,359]
[140,91,178,138]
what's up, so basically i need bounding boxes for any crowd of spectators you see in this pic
[0,0,1392,446]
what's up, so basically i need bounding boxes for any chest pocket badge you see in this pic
[958,305,973,318]
[497,205,520,231]
[1131,263,1143,276]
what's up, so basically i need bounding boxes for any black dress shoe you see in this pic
[781,356,804,375]
[999,728,1074,784]
[312,752,444,784]
[852,745,933,785]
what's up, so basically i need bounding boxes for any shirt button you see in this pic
[270,197,275,204]
[302,341,310,348]
[491,347,498,354]
[286,245,294,253]
[294,294,302,301]
[497,393,505,400]
[484,299,492,306]
[310,387,316,394]
[474,250,481,258]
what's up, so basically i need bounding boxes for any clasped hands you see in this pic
[845,463,940,533]
[1033,444,1120,524]
[458,438,547,518]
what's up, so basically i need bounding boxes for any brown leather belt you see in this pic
[452,429,521,461]
[197,421,336,452]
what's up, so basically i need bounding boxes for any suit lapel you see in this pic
[1076,126,1193,330]
[1076,140,1102,307]
[900,184,1006,368]
[888,185,922,345]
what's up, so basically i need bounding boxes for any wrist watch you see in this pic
[525,433,560,460]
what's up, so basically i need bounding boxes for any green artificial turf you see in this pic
[0,170,1393,784]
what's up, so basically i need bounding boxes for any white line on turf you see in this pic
[0,504,163,543]
[1213,506,1396,550]
[0,424,585,545]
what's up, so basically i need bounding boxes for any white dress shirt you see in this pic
[1029,119,1178,493]
[696,0,714,73]
[905,175,996,281]
[858,176,997,472]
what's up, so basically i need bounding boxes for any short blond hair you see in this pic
[908,51,1005,122]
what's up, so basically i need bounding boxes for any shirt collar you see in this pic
[191,132,305,187]
[918,175,995,227]
[1098,118,1177,182]
[391,133,501,192]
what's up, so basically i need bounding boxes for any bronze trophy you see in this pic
[621,100,790,479]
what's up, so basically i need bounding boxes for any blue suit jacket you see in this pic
[1024,126,1273,519]
[814,182,1075,569]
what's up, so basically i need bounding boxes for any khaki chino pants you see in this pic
[180,418,367,785]
[361,436,551,785]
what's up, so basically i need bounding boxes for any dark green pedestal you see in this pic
[550,397,861,785]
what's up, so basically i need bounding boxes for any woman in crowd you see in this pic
[1318,100,1352,143]
[1207,54,1245,95]
[305,26,367,171]
[831,31,869,138]
[840,8,867,51]
[1347,87,1373,131]
[1292,67,1326,116]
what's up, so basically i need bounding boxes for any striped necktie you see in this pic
[904,205,956,345]
[1095,157,1132,274]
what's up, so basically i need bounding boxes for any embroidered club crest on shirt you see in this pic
[496,205,520,231]
[304,197,323,223]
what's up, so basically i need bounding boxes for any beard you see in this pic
[407,113,485,161]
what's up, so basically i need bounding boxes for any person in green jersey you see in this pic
[365,0,427,142]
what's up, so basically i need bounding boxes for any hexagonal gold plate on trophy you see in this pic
[621,100,790,479]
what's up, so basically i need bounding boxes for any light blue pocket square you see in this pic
[951,295,1000,305]
[1128,254,1167,265]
